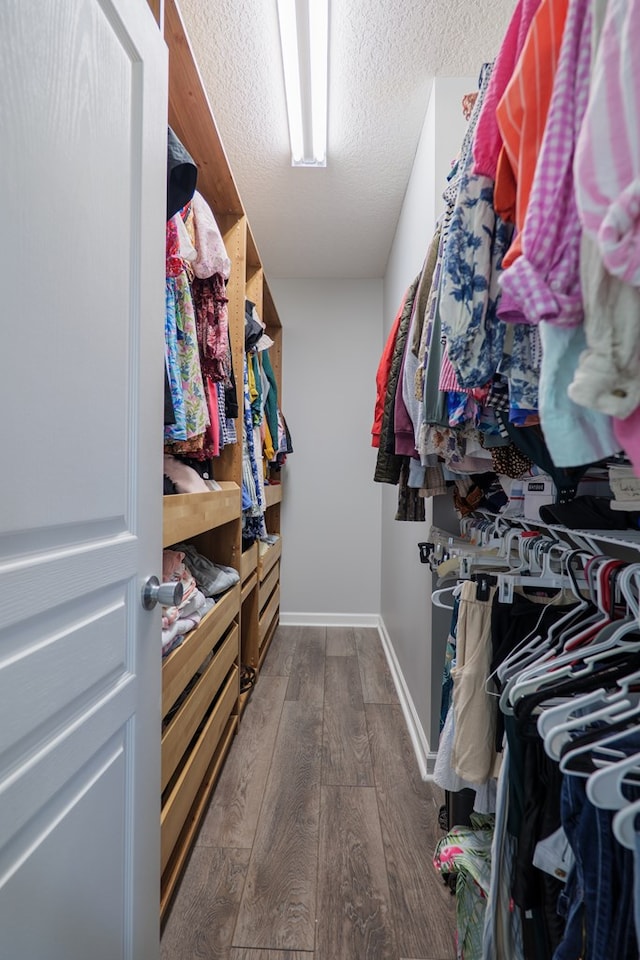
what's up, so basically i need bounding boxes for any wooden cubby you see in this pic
[155,0,286,922]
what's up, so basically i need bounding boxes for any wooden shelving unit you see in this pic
[156,0,286,923]
[162,483,241,547]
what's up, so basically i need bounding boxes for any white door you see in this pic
[0,2,167,958]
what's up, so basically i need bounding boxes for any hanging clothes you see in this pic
[472,0,542,180]
[498,0,592,329]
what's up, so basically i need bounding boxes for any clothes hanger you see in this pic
[495,550,590,712]
[431,583,461,610]
[545,566,640,766]
[536,658,640,740]
[488,545,574,684]
[613,796,640,850]
[544,693,637,761]
[509,610,640,710]
[587,745,640,810]
[560,558,625,653]
[506,560,624,706]
[560,720,640,778]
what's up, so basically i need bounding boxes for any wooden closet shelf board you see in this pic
[239,542,258,582]
[259,563,279,614]
[161,624,239,792]
[259,586,280,647]
[257,538,282,581]
[264,484,282,508]
[241,573,258,605]
[160,714,238,922]
[161,667,239,874]
[258,617,279,668]
[163,483,241,547]
[163,583,240,715]
[164,0,242,216]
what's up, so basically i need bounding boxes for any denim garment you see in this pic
[554,774,637,960]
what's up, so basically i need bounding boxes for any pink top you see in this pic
[499,0,591,326]
[574,0,640,286]
[472,0,541,179]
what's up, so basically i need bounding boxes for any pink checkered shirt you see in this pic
[499,0,591,327]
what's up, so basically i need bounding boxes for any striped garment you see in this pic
[495,0,570,268]
[574,0,640,286]
[499,0,592,327]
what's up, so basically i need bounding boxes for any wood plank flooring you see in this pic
[161,625,455,960]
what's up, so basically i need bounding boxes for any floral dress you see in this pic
[434,814,495,960]
[164,216,209,444]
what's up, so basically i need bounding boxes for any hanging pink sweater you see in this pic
[472,0,541,179]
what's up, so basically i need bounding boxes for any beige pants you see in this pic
[451,578,501,784]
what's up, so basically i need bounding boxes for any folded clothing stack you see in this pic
[161,548,215,656]
[608,464,640,512]
[173,542,240,596]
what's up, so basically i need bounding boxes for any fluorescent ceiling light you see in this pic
[277,0,329,167]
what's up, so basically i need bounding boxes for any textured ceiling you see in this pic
[179,0,515,279]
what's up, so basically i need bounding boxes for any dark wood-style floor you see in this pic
[161,625,456,960]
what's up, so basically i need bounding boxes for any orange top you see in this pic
[496,0,570,268]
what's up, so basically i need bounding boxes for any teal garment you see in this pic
[434,814,494,960]
[261,349,279,451]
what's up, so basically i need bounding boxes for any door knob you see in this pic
[141,576,184,610]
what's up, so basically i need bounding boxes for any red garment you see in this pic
[372,295,405,448]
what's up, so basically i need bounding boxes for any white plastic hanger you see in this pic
[559,723,640,778]
[587,746,640,810]
[495,550,590,712]
[544,695,636,761]
[510,615,640,710]
[537,666,640,742]
[506,561,630,708]
[431,583,462,610]
[613,796,640,849]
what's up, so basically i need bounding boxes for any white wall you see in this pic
[380,77,476,767]
[271,278,383,623]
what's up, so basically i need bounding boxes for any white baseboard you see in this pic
[377,617,438,781]
[279,611,380,628]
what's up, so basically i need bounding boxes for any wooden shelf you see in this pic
[259,615,279,668]
[259,563,279,613]
[264,484,282,508]
[160,713,237,923]
[159,0,286,923]
[258,537,282,582]
[164,0,243,216]
[161,666,238,875]
[239,541,258,582]
[163,483,241,547]
[241,572,258,604]
[162,584,240,715]
[161,623,238,792]
[259,585,280,648]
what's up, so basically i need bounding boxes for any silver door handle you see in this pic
[141,576,184,610]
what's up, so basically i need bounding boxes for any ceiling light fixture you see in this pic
[276,0,329,167]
